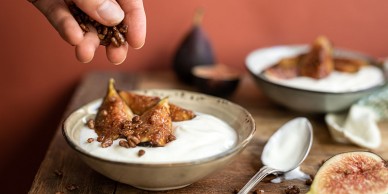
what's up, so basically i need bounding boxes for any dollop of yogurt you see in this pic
[78,112,237,164]
[260,117,312,185]
[266,66,385,93]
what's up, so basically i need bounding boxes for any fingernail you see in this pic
[97,1,124,24]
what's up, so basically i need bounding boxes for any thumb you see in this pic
[72,0,124,26]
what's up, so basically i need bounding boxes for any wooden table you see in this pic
[29,71,388,194]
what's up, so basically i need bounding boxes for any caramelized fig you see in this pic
[94,79,133,147]
[334,57,369,73]
[307,151,388,194]
[192,64,241,97]
[173,8,215,84]
[169,103,196,122]
[118,91,160,115]
[264,55,303,79]
[119,91,196,121]
[299,36,334,79]
[132,98,174,147]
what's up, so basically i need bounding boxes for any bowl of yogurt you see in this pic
[246,45,387,113]
[62,89,256,191]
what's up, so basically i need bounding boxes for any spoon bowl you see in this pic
[238,117,313,194]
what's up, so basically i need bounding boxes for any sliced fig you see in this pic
[119,91,196,121]
[131,98,174,147]
[169,103,196,121]
[299,36,334,79]
[94,79,133,148]
[334,57,369,73]
[264,55,302,79]
[308,151,388,194]
[192,64,241,97]
[118,91,160,115]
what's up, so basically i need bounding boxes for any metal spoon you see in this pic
[238,117,313,194]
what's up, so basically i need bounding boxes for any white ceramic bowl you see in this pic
[62,89,256,191]
[246,45,387,113]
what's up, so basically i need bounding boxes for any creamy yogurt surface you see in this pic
[261,118,311,172]
[265,65,385,93]
[76,104,237,164]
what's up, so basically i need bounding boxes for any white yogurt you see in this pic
[78,112,237,164]
[261,118,311,172]
[265,66,385,93]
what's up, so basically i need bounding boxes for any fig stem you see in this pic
[193,8,205,26]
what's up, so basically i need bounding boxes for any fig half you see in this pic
[308,151,388,194]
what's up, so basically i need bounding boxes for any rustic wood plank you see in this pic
[29,71,138,194]
[30,71,388,194]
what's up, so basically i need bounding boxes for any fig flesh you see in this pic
[308,151,388,194]
[173,8,215,84]
[299,36,334,79]
[130,98,174,147]
[119,91,196,121]
[94,79,134,148]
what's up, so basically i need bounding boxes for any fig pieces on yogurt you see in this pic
[94,79,196,148]
[307,151,388,194]
[94,79,134,148]
[119,91,196,122]
[264,36,371,80]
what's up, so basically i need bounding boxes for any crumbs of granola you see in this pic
[138,149,146,157]
[86,119,95,129]
[97,136,104,142]
[232,188,239,194]
[87,138,94,143]
[284,185,300,194]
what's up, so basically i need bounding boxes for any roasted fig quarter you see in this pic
[307,151,388,194]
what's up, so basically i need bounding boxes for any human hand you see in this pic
[29,0,146,65]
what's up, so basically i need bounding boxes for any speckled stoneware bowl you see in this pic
[62,89,256,191]
[246,45,387,113]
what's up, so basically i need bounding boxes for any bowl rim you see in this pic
[62,89,256,168]
[245,44,387,95]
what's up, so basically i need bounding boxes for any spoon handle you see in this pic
[238,166,278,194]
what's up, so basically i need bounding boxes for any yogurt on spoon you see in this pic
[238,117,313,194]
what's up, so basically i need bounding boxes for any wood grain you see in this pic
[29,71,388,194]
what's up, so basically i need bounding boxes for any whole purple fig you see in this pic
[173,9,215,84]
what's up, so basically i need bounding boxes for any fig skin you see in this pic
[307,151,388,194]
[173,9,215,84]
